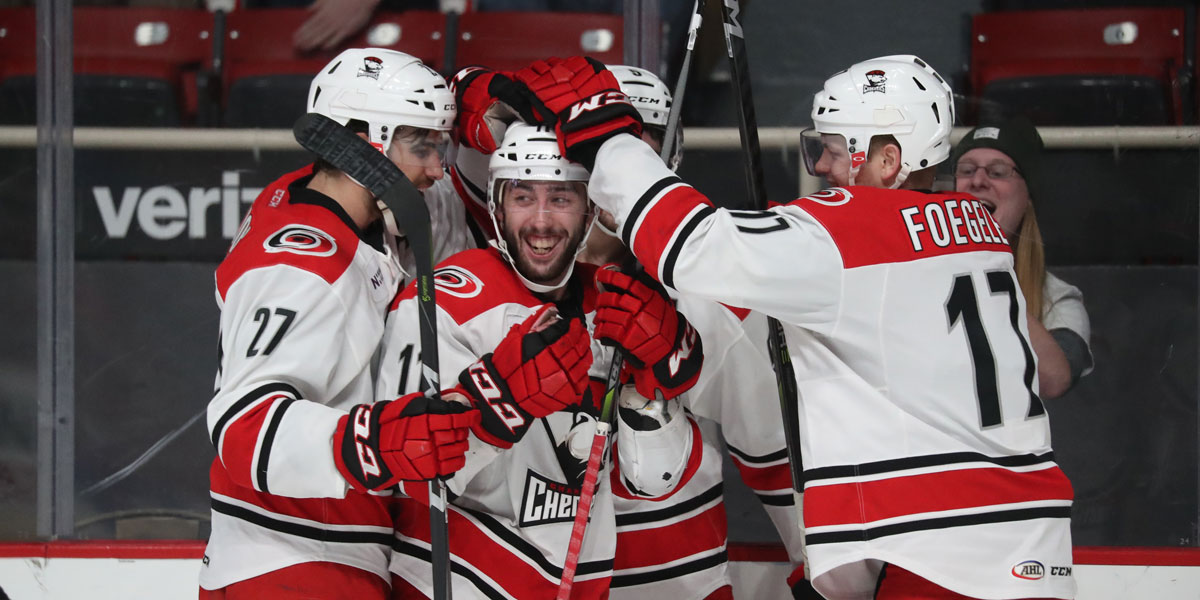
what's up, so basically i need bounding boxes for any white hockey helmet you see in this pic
[807,54,954,188]
[609,65,672,127]
[307,47,456,153]
[488,123,594,294]
[610,64,683,176]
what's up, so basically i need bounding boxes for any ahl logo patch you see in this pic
[1011,560,1045,580]
[434,265,484,298]
[519,470,580,527]
[264,225,338,257]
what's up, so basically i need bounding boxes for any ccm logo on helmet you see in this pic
[523,153,564,161]
[567,91,631,121]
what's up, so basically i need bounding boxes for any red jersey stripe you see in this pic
[804,465,1074,528]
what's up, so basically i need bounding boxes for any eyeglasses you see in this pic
[954,162,1021,180]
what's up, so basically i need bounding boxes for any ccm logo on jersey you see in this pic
[519,470,580,526]
[1011,560,1044,580]
[567,91,632,121]
[434,265,484,299]
[264,225,338,257]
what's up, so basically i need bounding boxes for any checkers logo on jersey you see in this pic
[264,225,338,257]
[434,265,484,299]
[1011,560,1045,580]
[519,470,580,527]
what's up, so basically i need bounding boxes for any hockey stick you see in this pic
[293,112,454,600]
[555,5,706,598]
[718,0,807,530]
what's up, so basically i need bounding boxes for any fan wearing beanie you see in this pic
[953,116,1094,399]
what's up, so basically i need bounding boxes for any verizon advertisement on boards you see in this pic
[1,149,311,260]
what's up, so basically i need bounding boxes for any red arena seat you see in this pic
[969,8,1187,125]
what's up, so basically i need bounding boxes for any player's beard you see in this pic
[503,218,587,287]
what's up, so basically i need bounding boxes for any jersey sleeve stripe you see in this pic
[614,482,723,527]
[610,547,728,588]
[804,464,1074,529]
[803,450,1055,483]
[620,175,683,247]
[210,381,301,450]
[392,539,513,600]
[254,397,296,495]
[726,444,789,465]
[458,504,613,578]
[731,458,795,494]
[661,206,716,290]
[804,505,1071,547]
[210,496,393,546]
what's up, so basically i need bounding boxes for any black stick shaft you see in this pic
[292,113,453,600]
[718,0,805,496]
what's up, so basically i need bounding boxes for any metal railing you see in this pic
[3,124,1197,197]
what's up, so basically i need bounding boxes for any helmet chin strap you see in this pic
[594,215,620,238]
[889,164,912,190]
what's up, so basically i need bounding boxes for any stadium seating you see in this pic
[969,8,1187,125]
[452,10,622,72]
[220,9,446,128]
[0,7,213,127]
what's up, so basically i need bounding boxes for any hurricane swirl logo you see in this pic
[434,265,483,298]
[264,225,338,257]
[804,187,854,207]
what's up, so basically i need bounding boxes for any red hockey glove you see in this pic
[451,66,555,153]
[593,267,703,401]
[334,394,479,493]
[454,304,593,449]
[512,56,643,170]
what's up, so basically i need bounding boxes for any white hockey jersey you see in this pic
[589,135,1076,600]
[377,248,702,600]
[202,165,474,590]
[609,301,806,600]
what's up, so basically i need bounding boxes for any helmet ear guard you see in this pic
[809,54,954,188]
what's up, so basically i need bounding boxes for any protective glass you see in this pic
[390,128,451,170]
[800,127,823,176]
[954,161,1022,180]
[500,180,591,215]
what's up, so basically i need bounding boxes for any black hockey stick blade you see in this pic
[293,112,403,199]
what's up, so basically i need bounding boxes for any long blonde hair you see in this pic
[1011,208,1046,320]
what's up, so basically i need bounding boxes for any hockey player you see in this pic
[379,123,707,599]
[200,48,545,598]
[584,64,808,600]
[523,54,1077,600]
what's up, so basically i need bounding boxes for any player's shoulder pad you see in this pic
[393,248,542,325]
[215,165,361,299]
